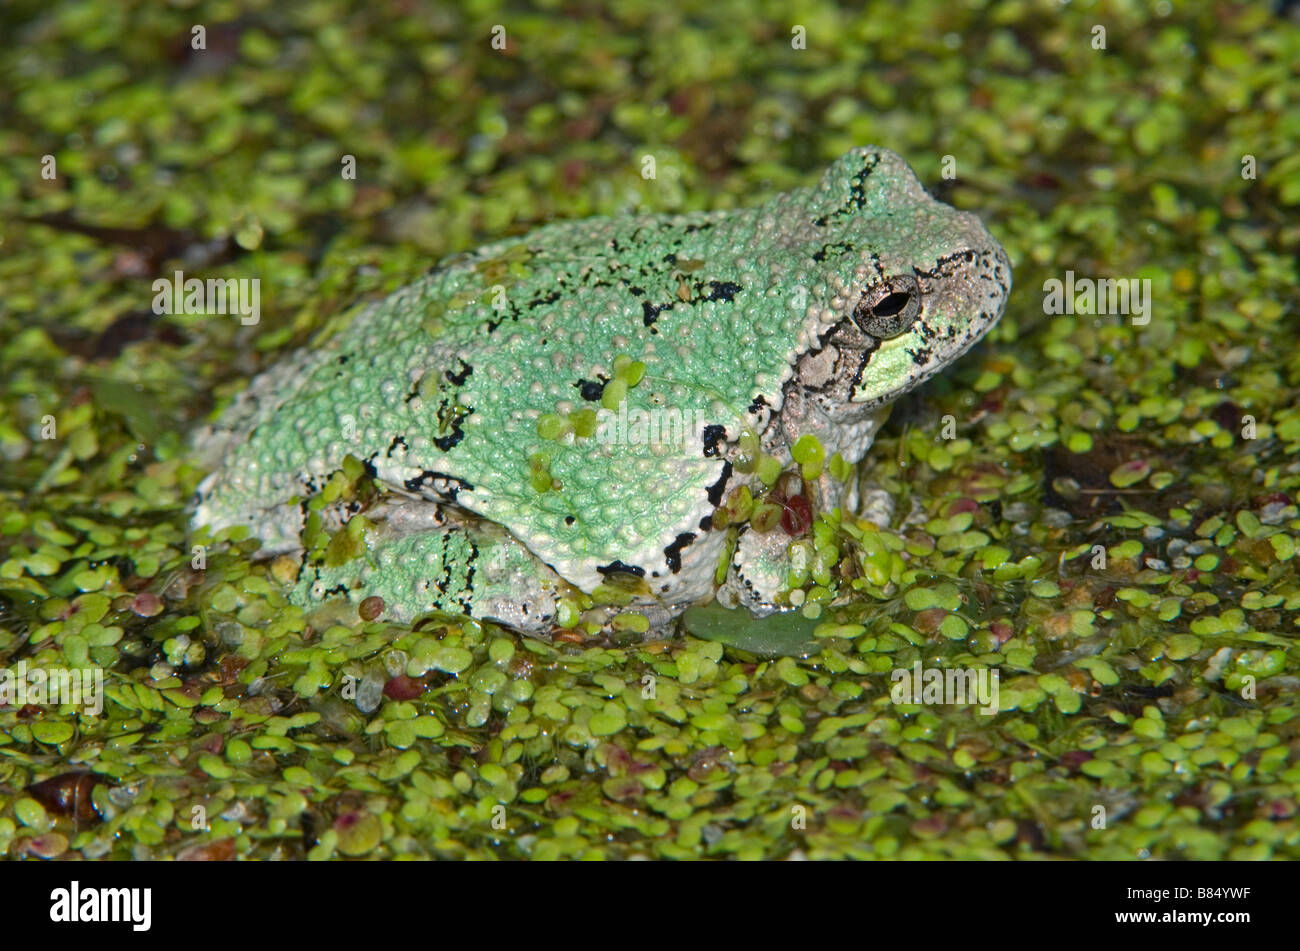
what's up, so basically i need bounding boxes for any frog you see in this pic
[191,146,1011,635]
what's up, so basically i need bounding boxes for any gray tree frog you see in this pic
[192,147,1011,634]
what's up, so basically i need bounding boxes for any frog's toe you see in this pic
[856,486,896,529]
[718,528,793,616]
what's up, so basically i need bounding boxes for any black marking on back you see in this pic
[914,251,981,281]
[643,300,670,328]
[575,378,607,401]
[663,532,696,574]
[446,359,473,386]
[597,560,646,578]
[528,290,561,310]
[812,241,853,263]
[637,278,744,334]
[706,460,733,506]
[830,151,882,221]
[433,412,471,452]
[704,281,742,302]
[462,536,477,610]
[701,424,726,458]
[403,470,474,501]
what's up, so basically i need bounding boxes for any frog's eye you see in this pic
[853,274,922,339]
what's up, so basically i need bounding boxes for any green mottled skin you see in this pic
[193,147,1011,632]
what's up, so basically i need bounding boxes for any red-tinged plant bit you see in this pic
[602,777,644,802]
[911,815,948,838]
[130,592,163,617]
[945,498,980,517]
[1263,798,1296,820]
[26,832,70,858]
[1252,491,1292,508]
[383,674,426,700]
[1211,401,1243,432]
[600,743,634,774]
[914,607,948,634]
[781,493,813,536]
[990,619,1015,645]
[177,838,237,861]
[1058,750,1093,772]
[334,810,384,856]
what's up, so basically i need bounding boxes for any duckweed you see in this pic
[2,0,1299,862]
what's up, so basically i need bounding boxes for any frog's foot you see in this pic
[716,526,794,616]
[295,499,570,634]
[856,486,896,529]
[716,486,897,615]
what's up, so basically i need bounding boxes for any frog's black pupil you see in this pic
[872,291,912,317]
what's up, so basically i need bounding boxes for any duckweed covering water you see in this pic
[1,0,1299,859]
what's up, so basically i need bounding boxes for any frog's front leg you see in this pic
[717,391,897,616]
[716,478,897,616]
[295,499,569,633]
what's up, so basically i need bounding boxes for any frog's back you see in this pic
[192,196,814,592]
